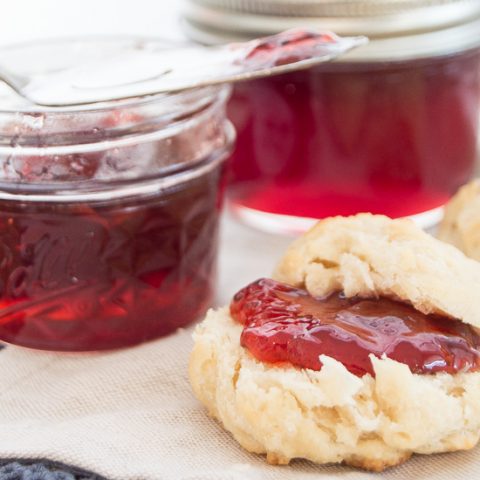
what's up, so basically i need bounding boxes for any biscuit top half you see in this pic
[274,214,480,329]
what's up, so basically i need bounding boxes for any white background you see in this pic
[0,1,185,46]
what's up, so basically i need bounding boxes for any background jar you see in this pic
[0,39,234,351]
[184,0,480,234]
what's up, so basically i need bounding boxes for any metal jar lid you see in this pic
[183,0,480,61]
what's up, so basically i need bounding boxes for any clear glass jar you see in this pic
[227,50,480,232]
[0,39,234,351]
[184,0,480,234]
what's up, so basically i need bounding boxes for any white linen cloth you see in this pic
[0,213,477,480]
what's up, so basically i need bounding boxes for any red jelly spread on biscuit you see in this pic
[230,278,480,377]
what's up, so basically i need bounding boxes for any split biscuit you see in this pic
[190,214,480,471]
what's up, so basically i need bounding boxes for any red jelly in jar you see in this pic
[184,0,480,233]
[0,39,234,351]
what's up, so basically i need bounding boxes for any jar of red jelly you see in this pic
[0,38,234,351]
[184,0,480,234]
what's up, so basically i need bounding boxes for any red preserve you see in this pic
[0,39,234,351]
[184,0,480,233]
[228,52,480,228]
[230,279,480,377]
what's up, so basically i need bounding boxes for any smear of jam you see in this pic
[230,278,480,377]
[244,29,338,67]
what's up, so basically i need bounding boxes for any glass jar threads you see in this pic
[0,38,234,351]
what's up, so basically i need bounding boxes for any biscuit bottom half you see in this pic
[189,307,480,472]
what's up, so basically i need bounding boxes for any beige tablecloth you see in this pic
[0,213,478,480]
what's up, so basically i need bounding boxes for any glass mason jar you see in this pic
[0,39,234,351]
[184,0,480,234]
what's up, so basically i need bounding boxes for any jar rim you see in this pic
[0,120,235,203]
[0,111,235,201]
[0,37,234,191]
[0,36,233,156]
[0,35,224,115]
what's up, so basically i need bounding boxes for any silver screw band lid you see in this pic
[183,0,480,60]
[188,0,479,18]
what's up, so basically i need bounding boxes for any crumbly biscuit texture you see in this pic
[274,213,480,329]
[438,180,480,261]
[190,308,480,471]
